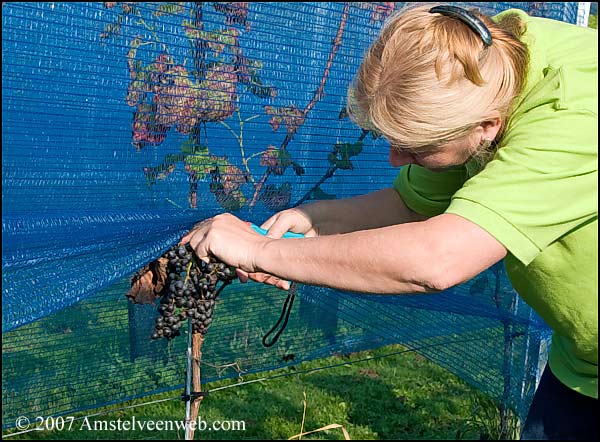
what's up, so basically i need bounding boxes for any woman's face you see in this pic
[388,131,479,172]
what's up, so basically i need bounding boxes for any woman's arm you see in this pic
[293,188,428,236]
[182,212,507,294]
[255,213,507,294]
[314,188,426,235]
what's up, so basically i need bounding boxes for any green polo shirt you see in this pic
[394,9,598,398]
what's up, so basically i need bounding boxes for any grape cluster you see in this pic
[151,244,237,340]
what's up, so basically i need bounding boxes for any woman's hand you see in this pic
[261,207,319,239]
[235,207,318,290]
[179,213,266,273]
[238,208,318,290]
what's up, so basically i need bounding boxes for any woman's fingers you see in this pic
[263,214,298,239]
[180,219,210,245]
[236,268,250,283]
[241,272,288,290]
[259,214,278,231]
[179,231,193,244]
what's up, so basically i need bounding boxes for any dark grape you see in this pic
[151,243,237,341]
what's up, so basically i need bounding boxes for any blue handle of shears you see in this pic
[250,224,305,239]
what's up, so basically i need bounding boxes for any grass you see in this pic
[3,271,526,441]
[3,343,505,440]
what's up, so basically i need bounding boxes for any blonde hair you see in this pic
[348,4,529,153]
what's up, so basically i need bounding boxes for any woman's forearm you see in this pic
[255,221,440,294]
[301,188,427,236]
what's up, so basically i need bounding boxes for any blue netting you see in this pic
[3,1,574,430]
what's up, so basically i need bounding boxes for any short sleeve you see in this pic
[446,90,597,265]
[393,164,468,217]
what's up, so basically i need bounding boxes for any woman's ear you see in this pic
[480,112,502,141]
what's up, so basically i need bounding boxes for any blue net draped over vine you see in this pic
[3,1,576,429]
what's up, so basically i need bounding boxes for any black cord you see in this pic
[262,285,296,347]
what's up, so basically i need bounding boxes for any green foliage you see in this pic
[328,142,363,170]
[183,23,239,49]
[310,187,337,201]
[212,188,246,212]
[181,139,208,156]
[466,394,521,440]
[259,182,292,211]
[589,13,597,29]
[101,3,372,211]
[185,152,224,176]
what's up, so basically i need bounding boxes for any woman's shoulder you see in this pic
[506,8,597,122]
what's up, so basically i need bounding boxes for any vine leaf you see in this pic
[143,153,185,185]
[260,145,291,175]
[308,187,337,201]
[209,164,249,212]
[126,257,169,304]
[260,145,305,176]
[239,59,278,98]
[132,102,169,150]
[130,61,238,150]
[264,105,305,135]
[155,65,200,133]
[196,63,238,122]
[183,24,240,57]
[184,19,275,98]
[127,52,171,106]
[181,138,208,155]
[185,151,227,179]
[259,182,292,211]
[214,189,247,211]
[101,2,136,41]
[328,142,363,170]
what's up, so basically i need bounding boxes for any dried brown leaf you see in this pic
[126,256,169,304]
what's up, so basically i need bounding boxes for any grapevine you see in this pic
[127,243,237,340]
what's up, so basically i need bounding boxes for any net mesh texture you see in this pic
[3,1,579,430]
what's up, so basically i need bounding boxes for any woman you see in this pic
[182,5,597,439]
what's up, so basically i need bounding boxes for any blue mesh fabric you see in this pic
[3,1,575,429]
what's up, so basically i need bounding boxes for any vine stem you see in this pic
[236,107,252,184]
[186,2,205,209]
[302,2,350,119]
[249,2,351,210]
[219,102,260,185]
[292,129,369,208]
[219,121,241,143]
[184,261,193,285]
[186,333,204,440]
[293,167,337,208]
[250,172,271,208]
[245,149,269,163]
